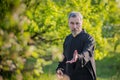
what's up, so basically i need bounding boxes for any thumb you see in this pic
[74,50,77,56]
[75,50,78,53]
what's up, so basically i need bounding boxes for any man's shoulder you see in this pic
[64,34,72,42]
[83,32,91,37]
[81,30,94,40]
[65,34,72,39]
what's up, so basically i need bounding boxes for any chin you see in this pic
[72,33,77,37]
[72,32,78,37]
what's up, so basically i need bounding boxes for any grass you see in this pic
[41,61,58,80]
[40,52,120,80]
[96,52,120,80]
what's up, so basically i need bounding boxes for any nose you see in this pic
[73,24,77,29]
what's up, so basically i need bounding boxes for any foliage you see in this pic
[0,0,120,80]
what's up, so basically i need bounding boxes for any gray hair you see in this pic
[68,11,83,20]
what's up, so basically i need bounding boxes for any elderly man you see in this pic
[56,11,96,80]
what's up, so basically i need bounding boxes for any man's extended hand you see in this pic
[66,50,78,64]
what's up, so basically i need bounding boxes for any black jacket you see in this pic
[56,30,96,80]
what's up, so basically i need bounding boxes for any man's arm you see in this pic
[56,55,66,79]
[56,56,66,73]
[78,34,95,67]
[66,34,95,67]
[56,36,69,73]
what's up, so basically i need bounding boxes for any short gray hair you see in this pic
[68,11,83,20]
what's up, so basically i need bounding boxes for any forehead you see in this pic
[69,17,81,22]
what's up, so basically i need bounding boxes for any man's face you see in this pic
[68,16,82,37]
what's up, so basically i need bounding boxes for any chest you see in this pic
[64,36,85,59]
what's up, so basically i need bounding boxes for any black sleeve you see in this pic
[56,36,68,73]
[78,34,95,67]
[56,56,66,73]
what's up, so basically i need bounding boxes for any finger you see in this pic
[74,58,77,62]
[66,61,70,63]
[57,70,60,74]
[73,51,77,57]
[74,50,77,53]
[57,70,63,75]
[59,70,63,75]
[71,59,76,63]
[74,56,78,62]
[66,59,75,63]
[66,60,72,63]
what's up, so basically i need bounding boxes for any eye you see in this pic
[70,22,74,25]
[76,22,80,25]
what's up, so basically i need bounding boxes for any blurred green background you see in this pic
[0,0,120,80]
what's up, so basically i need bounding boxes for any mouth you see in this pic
[72,28,77,31]
[72,29,77,35]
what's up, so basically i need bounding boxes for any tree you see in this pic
[0,0,119,79]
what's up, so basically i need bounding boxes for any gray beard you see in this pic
[72,30,81,37]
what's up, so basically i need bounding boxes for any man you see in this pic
[56,11,96,80]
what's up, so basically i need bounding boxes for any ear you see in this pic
[80,20,83,26]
